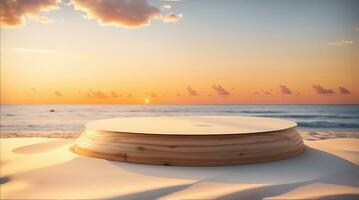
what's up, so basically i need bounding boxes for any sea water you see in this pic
[1,104,358,132]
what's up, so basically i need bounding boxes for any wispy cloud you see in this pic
[280,85,292,95]
[262,90,272,95]
[354,27,359,31]
[0,0,61,27]
[162,12,182,22]
[212,84,230,97]
[13,48,55,53]
[86,90,108,99]
[187,86,199,96]
[312,84,335,95]
[338,86,351,95]
[161,0,181,2]
[111,91,119,98]
[54,90,62,97]
[161,5,172,10]
[327,40,354,46]
[145,92,158,98]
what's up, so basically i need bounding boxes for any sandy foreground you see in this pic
[0,132,358,199]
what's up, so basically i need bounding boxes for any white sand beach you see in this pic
[1,133,358,200]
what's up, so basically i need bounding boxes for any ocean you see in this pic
[1,105,359,132]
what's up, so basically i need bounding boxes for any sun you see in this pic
[145,98,150,104]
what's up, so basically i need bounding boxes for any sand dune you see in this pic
[1,137,358,199]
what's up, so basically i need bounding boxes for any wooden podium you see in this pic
[73,116,304,166]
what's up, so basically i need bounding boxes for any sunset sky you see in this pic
[1,0,358,104]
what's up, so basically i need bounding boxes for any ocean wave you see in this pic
[238,110,286,114]
[298,121,359,129]
[257,114,359,119]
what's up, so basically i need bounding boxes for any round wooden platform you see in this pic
[73,116,304,166]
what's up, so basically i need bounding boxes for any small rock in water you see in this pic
[49,109,55,112]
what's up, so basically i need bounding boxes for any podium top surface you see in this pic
[85,116,297,135]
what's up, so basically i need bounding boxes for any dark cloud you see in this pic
[54,90,62,96]
[0,0,60,27]
[338,86,351,95]
[212,84,230,96]
[280,85,292,95]
[312,84,335,95]
[187,86,199,96]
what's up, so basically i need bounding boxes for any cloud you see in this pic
[212,84,230,96]
[187,86,199,96]
[111,91,119,98]
[54,90,62,96]
[312,84,335,95]
[355,27,359,31]
[262,90,272,95]
[150,92,158,98]
[71,0,182,28]
[161,5,172,10]
[280,85,292,95]
[161,0,181,2]
[327,40,354,46]
[254,90,273,96]
[338,86,351,95]
[0,0,61,27]
[162,12,182,22]
[87,90,108,98]
[14,48,55,53]
[1,0,182,28]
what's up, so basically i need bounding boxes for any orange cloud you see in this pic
[338,86,350,95]
[262,90,272,95]
[280,85,292,95]
[0,0,61,27]
[313,84,335,95]
[54,90,62,96]
[212,84,230,96]
[71,0,182,28]
[187,86,199,96]
[111,91,119,98]
[86,90,108,99]
[150,92,158,98]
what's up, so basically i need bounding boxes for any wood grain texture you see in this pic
[73,126,304,166]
